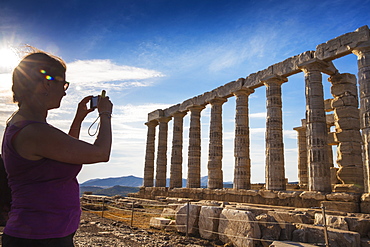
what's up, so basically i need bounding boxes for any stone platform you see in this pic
[131,187,370,213]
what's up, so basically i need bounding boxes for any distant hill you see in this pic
[80,175,232,188]
[80,185,139,197]
[81,175,143,188]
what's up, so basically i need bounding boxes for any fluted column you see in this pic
[155,117,172,187]
[143,120,158,187]
[187,105,206,188]
[329,73,364,192]
[262,75,287,190]
[299,59,332,192]
[293,119,308,188]
[233,88,254,190]
[170,111,187,188]
[353,42,370,192]
[207,97,227,189]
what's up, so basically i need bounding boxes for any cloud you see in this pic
[66,59,165,89]
[250,112,266,118]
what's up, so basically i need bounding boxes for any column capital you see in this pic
[186,105,206,112]
[157,116,172,123]
[145,120,158,127]
[261,75,288,86]
[293,126,306,132]
[298,58,338,76]
[172,111,187,118]
[208,97,227,105]
[233,88,255,96]
[352,41,370,58]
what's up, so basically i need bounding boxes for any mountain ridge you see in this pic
[80,175,233,188]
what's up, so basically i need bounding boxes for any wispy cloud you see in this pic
[67,59,164,82]
[66,59,165,90]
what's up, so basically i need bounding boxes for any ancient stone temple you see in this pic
[138,26,370,213]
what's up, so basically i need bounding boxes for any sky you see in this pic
[0,0,369,184]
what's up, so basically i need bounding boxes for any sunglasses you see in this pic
[40,69,70,91]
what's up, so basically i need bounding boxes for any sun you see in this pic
[0,47,20,72]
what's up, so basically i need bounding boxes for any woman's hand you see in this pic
[75,96,95,121]
[97,96,113,115]
[68,96,95,138]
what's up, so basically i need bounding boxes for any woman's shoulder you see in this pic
[7,120,48,129]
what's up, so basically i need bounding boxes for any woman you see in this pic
[1,51,113,246]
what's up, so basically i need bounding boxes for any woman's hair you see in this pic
[12,50,66,105]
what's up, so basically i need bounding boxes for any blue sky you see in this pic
[0,0,369,184]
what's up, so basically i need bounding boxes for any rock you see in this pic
[292,223,361,247]
[299,191,326,200]
[198,206,223,240]
[321,201,360,213]
[235,204,270,216]
[278,191,301,199]
[269,241,317,246]
[161,208,177,219]
[344,216,370,237]
[218,208,261,247]
[175,203,201,235]
[314,213,349,230]
[165,220,177,232]
[258,190,278,199]
[360,238,370,247]
[268,210,311,240]
[149,217,171,229]
[255,214,281,247]
[326,192,360,202]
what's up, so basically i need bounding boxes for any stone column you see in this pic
[353,43,370,192]
[155,117,172,187]
[262,75,287,190]
[207,97,227,189]
[299,59,332,192]
[170,111,187,188]
[143,120,158,187]
[293,119,308,188]
[329,73,364,192]
[187,105,206,188]
[233,89,254,190]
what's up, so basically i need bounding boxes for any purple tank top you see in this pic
[1,120,82,239]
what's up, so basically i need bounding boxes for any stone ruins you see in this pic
[136,25,370,214]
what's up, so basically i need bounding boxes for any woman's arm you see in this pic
[68,96,94,139]
[13,97,113,165]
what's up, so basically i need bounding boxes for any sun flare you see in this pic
[0,47,20,72]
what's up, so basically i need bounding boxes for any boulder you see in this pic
[269,241,317,246]
[344,216,370,237]
[314,213,349,230]
[198,206,223,240]
[149,217,171,229]
[292,223,360,247]
[175,203,201,235]
[299,191,326,201]
[268,210,311,240]
[255,213,281,247]
[321,201,360,213]
[218,208,261,247]
[161,207,176,220]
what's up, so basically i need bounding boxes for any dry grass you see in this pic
[82,203,164,229]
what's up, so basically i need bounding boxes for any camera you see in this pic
[89,90,106,109]
[90,96,99,109]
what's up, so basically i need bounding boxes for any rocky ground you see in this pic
[74,211,222,247]
[0,212,222,247]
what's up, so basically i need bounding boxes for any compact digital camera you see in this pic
[90,90,106,109]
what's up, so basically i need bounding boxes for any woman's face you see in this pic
[48,71,68,109]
